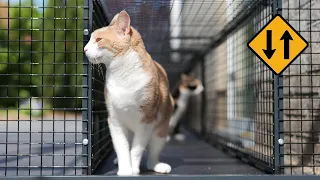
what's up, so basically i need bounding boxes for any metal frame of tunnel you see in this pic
[85,0,292,176]
[0,0,318,178]
[183,0,285,175]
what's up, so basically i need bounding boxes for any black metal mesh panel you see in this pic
[280,0,320,175]
[187,0,276,173]
[101,0,254,88]
[89,0,113,174]
[1,0,319,176]
[0,0,89,176]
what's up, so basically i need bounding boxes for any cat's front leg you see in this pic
[107,117,132,176]
[130,123,154,175]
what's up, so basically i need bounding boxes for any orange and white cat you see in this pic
[84,10,174,176]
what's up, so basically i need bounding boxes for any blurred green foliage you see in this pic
[0,0,84,109]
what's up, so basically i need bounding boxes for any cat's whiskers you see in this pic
[98,63,105,81]
[91,56,105,80]
[93,55,99,64]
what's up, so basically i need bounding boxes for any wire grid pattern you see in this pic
[187,0,276,173]
[0,0,88,176]
[89,0,113,174]
[280,0,320,175]
[101,0,253,84]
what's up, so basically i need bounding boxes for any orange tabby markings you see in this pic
[84,10,173,176]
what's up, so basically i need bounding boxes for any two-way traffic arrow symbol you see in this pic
[263,30,276,59]
[280,30,293,59]
[248,14,309,75]
[263,30,293,59]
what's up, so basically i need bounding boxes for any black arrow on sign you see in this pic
[280,30,293,59]
[263,30,276,59]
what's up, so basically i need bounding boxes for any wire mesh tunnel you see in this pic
[0,0,319,177]
[0,0,87,176]
[186,0,320,175]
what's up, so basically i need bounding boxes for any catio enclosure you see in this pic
[0,0,319,178]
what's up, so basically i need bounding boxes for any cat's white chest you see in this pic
[105,51,151,129]
[107,74,150,129]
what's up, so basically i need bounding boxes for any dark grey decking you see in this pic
[96,131,263,175]
[0,119,262,176]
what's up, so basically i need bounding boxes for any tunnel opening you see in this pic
[0,0,319,177]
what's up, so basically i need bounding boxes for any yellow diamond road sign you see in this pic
[248,14,308,75]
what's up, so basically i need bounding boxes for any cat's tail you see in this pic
[169,94,175,110]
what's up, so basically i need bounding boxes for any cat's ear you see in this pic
[114,10,131,36]
[180,73,187,80]
[109,13,119,26]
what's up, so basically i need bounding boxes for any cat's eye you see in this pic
[96,38,102,42]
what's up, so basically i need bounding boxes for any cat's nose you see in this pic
[84,47,88,52]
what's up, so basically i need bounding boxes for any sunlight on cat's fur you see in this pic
[84,10,174,176]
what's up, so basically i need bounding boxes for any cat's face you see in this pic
[179,73,204,94]
[84,11,132,65]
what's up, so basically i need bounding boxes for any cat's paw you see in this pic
[174,133,186,141]
[113,157,118,165]
[117,169,133,176]
[166,136,171,142]
[132,168,140,176]
[153,162,171,174]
